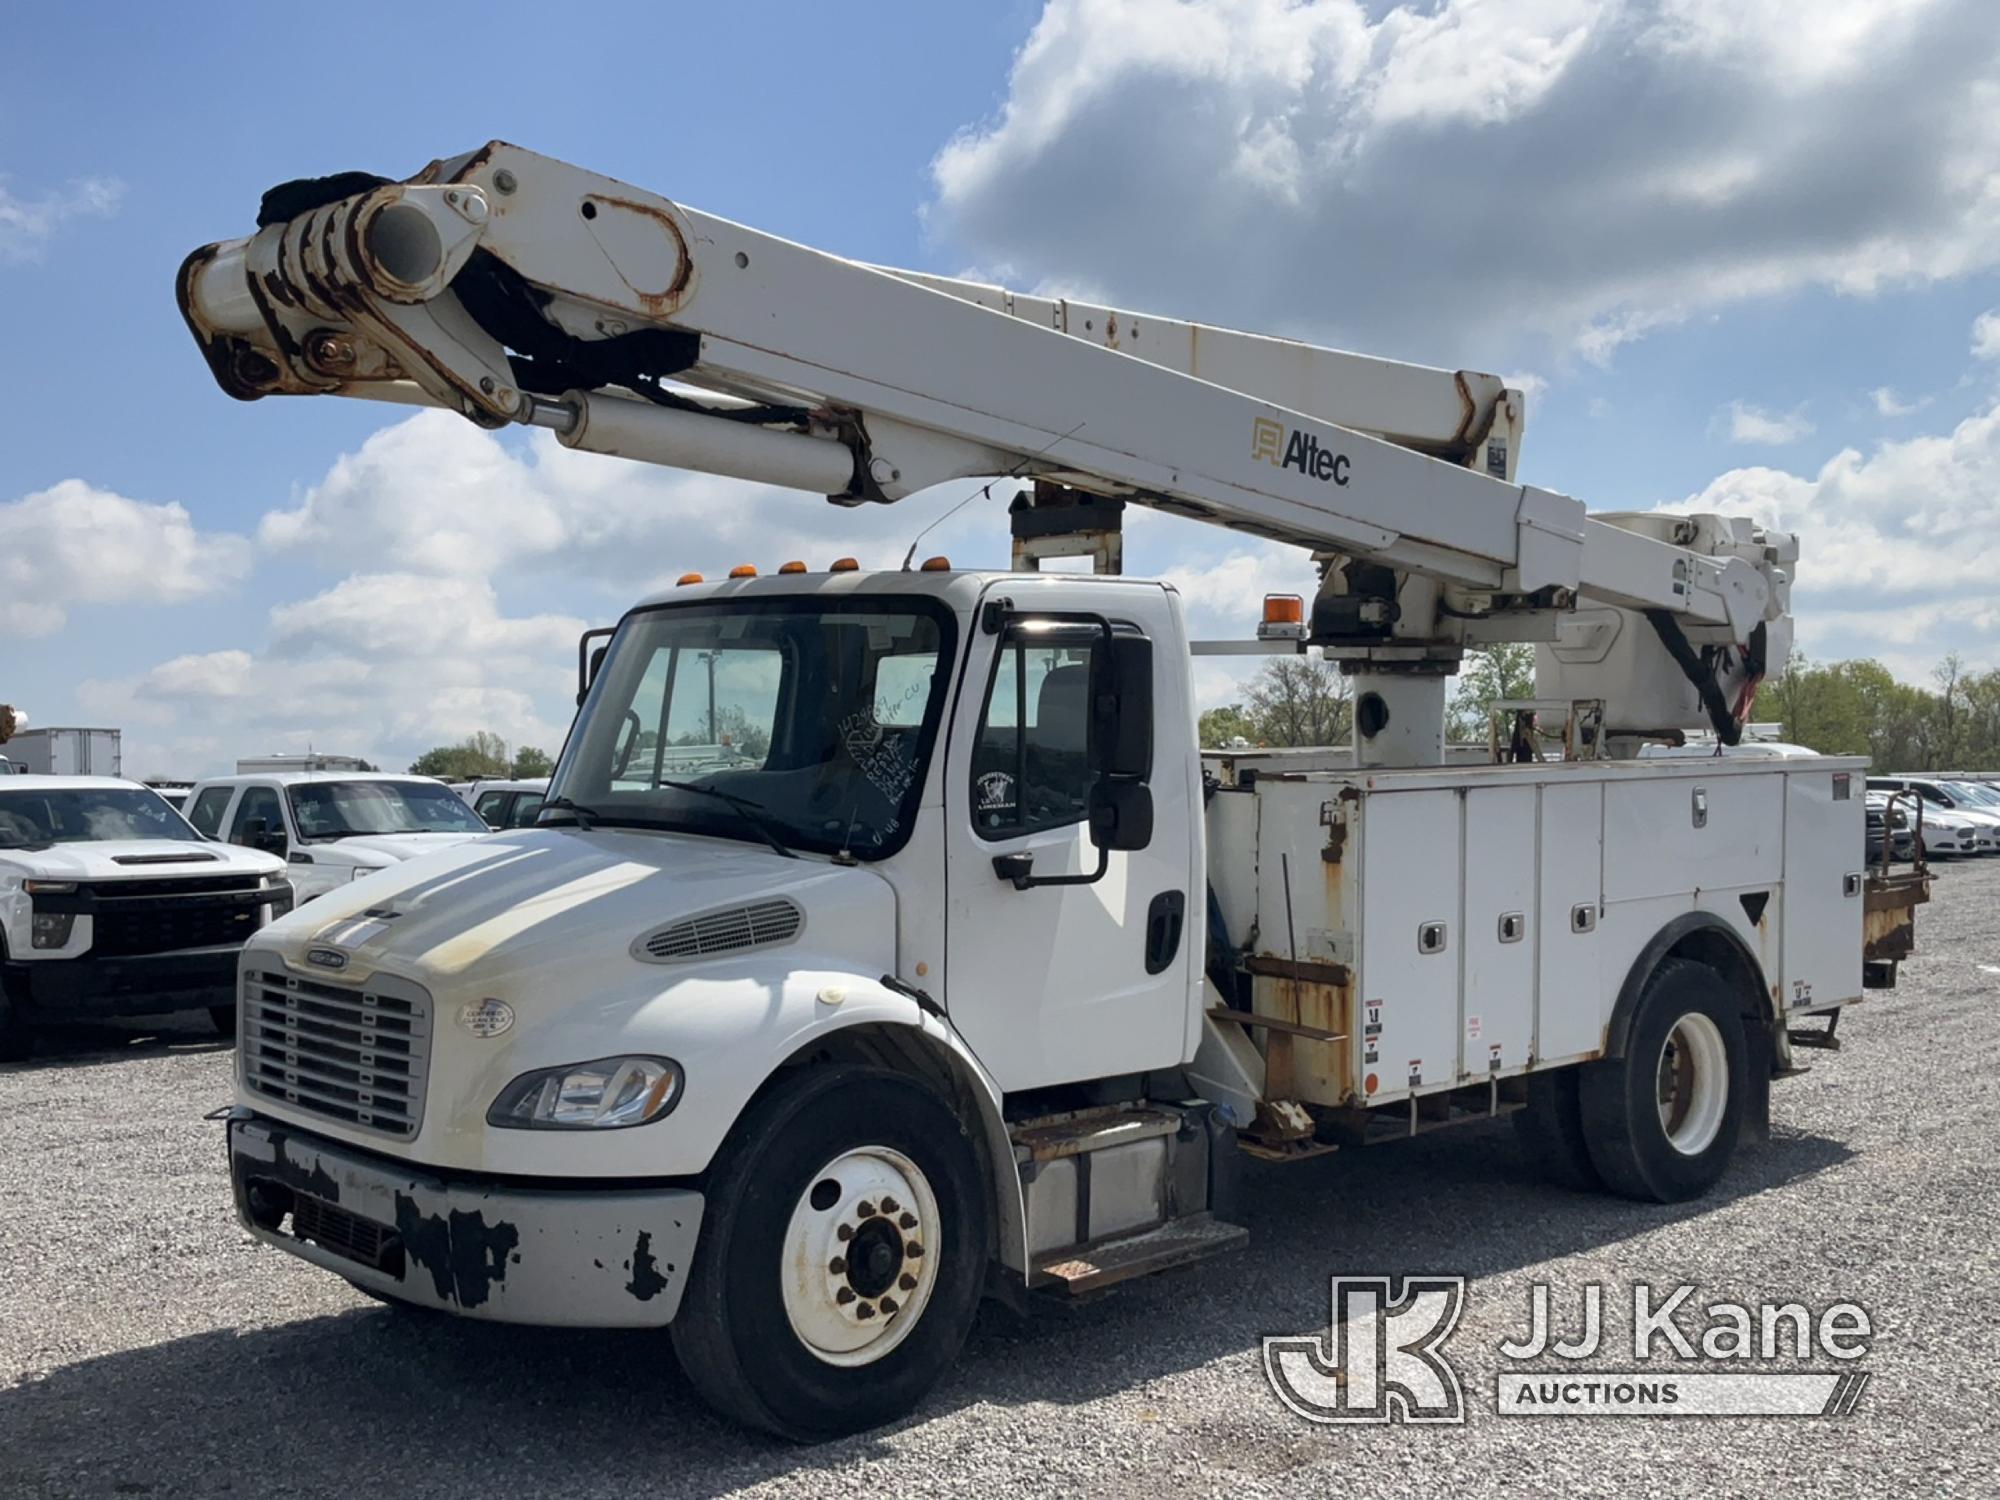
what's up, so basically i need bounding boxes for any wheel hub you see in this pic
[1655,1011,1728,1157]
[781,1146,939,1366]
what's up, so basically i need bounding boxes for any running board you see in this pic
[1031,1213,1248,1296]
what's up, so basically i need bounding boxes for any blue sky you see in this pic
[6,1,1999,776]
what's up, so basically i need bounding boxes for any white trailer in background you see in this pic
[3,727,122,778]
[178,143,1927,1439]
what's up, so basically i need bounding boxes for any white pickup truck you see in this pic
[182,772,492,903]
[0,776,290,1058]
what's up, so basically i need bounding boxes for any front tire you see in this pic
[1579,959,1747,1202]
[671,1064,989,1440]
[0,988,32,1063]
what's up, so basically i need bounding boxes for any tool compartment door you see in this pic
[1782,768,1864,1012]
[1461,785,1537,1080]
[1357,788,1461,1099]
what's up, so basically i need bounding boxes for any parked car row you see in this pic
[1,768,519,1058]
[1866,775,2000,859]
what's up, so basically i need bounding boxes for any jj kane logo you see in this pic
[1252,416,1351,486]
[1266,1277,1875,1424]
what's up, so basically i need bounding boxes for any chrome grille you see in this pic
[241,969,431,1138]
[635,898,803,963]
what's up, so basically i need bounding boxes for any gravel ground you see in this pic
[2,862,1995,1500]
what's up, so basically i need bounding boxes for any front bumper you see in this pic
[4,945,240,1019]
[228,1115,703,1326]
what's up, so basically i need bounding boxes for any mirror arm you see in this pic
[991,846,1109,891]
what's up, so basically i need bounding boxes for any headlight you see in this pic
[30,911,75,949]
[347,863,391,882]
[487,1056,683,1130]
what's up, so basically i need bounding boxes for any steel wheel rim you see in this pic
[1656,1012,1728,1156]
[781,1145,940,1367]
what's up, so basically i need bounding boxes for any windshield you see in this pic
[549,595,956,859]
[0,787,200,849]
[288,780,490,838]
[1949,781,2000,808]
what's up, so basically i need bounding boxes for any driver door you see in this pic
[941,602,1194,1092]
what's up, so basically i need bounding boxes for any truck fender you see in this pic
[751,993,1029,1277]
[1603,911,1773,1063]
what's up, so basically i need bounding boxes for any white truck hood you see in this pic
[314,831,483,866]
[253,827,895,993]
[0,838,283,882]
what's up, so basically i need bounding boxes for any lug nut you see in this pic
[856,1302,876,1320]
[835,1287,855,1305]
[836,1224,853,1242]
[905,1242,923,1258]
[880,1196,900,1214]
[857,1200,876,1217]
[828,1256,846,1274]
[899,1273,918,1291]
[880,1296,899,1315]
[899,1212,917,1229]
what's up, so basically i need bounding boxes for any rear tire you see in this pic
[1579,959,1747,1202]
[1513,1066,1601,1191]
[671,1064,988,1440]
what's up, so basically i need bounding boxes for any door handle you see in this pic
[1145,890,1187,974]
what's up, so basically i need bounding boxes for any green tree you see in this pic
[1445,643,1537,742]
[511,746,554,778]
[1198,703,1257,748]
[1243,654,1350,747]
[409,731,511,780]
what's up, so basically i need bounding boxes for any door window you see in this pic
[228,785,286,851]
[474,790,510,827]
[507,793,545,827]
[971,641,1095,839]
[187,786,234,837]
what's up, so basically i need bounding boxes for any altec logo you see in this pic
[1252,416,1351,486]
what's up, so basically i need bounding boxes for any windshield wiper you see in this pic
[655,780,798,860]
[537,796,600,830]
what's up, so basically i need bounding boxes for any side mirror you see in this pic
[577,627,615,706]
[242,817,286,854]
[1089,636,1153,779]
[1088,779,1154,853]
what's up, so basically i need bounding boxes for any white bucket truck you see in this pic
[177,144,1927,1438]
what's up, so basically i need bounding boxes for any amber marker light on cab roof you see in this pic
[920,556,951,572]
[829,557,860,572]
[676,572,703,586]
[778,560,807,574]
[728,564,758,578]
[1257,592,1307,641]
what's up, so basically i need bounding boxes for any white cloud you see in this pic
[1723,401,1815,445]
[257,409,1026,587]
[1870,386,1927,417]
[1973,309,2000,360]
[82,574,586,777]
[928,0,2000,364]
[0,174,123,262]
[0,479,251,637]
[1667,394,2000,672]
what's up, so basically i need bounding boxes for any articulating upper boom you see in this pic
[178,142,1794,744]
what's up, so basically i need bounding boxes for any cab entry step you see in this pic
[1031,1213,1248,1296]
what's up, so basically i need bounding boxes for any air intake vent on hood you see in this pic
[634,898,803,963]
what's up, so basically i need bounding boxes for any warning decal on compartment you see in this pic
[1466,1013,1482,1040]
[1407,1059,1422,1086]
